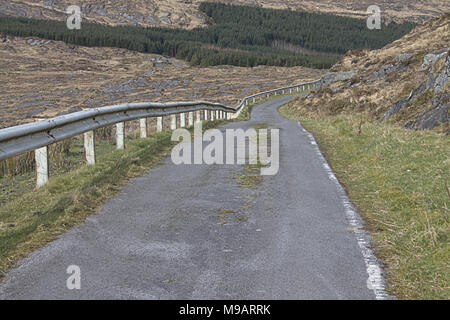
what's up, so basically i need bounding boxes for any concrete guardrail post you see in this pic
[170,114,177,130]
[188,112,194,126]
[35,146,49,188]
[195,111,202,123]
[157,116,163,132]
[204,110,208,121]
[139,118,147,138]
[116,122,125,149]
[84,130,96,165]
[180,112,186,127]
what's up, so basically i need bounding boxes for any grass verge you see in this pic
[0,120,224,281]
[279,103,449,299]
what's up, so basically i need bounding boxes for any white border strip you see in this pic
[297,122,391,300]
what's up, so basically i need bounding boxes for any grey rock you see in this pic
[385,53,449,123]
[397,52,414,62]
[92,7,107,16]
[22,107,47,119]
[434,54,449,92]
[384,80,429,120]
[150,56,172,65]
[420,48,449,71]
[147,16,157,23]
[122,13,134,20]
[384,99,408,120]
[404,93,449,130]
[320,70,357,86]
[27,39,41,46]
[160,17,172,24]
[367,62,407,82]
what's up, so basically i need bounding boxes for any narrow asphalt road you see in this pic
[0,96,388,299]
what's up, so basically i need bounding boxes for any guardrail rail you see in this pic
[0,79,321,187]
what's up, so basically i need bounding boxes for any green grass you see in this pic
[232,149,266,189]
[0,138,115,207]
[279,104,450,299]
[233,160,264,188]
[0,119,225,280]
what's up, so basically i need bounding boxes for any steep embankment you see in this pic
[289,14,449,132]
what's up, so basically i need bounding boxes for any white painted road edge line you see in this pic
[297,121,391,300]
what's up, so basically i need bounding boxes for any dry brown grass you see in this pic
[292,14,449,130]
[0,34,325,129]
[1,0,448,28]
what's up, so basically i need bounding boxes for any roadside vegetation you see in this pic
[0,3,414,68]
[0,119,225,281]
[279,104,449,299]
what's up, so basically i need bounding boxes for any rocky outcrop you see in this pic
[366,61,408,82]
[405,93,449,130]
[420,48,449,71]
[320,70,358,86]
[434,52,450,92]
[383,80,429,120]
[397,52,414,62]
[384,49,449,129]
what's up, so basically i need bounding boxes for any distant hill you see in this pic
[0,31,325,128]
[0,4,416,69]
[1,0,448,28]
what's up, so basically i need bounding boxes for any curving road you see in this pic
[0,96,388,299]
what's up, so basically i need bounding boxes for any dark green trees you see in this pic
[0,3,415,68]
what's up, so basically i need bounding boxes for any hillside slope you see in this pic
[0,33,323,129]
[291,14,449,132]
[1,0,448,28]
